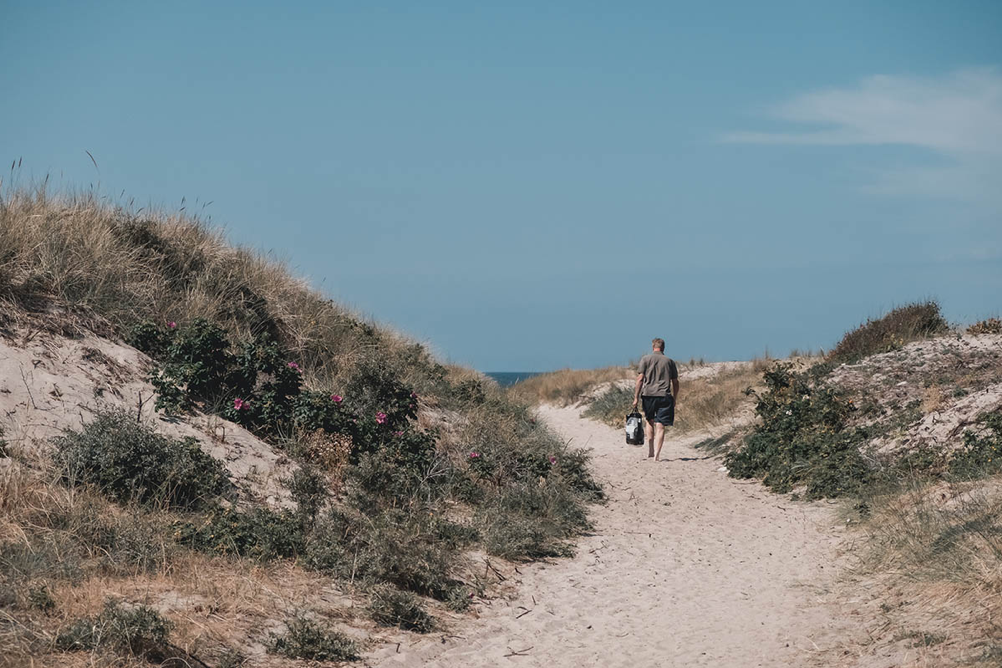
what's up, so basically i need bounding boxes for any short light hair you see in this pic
[652,338,665,351]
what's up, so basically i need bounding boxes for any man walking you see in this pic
[632,338,680,461]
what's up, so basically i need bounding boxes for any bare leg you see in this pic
[653,423,666,461]
[645,418,655,458]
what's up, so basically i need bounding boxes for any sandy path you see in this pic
[371,405,847,668]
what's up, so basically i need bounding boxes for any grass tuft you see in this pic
[828,301,948,365]
[268,613,360,662]
[367,585,437,633]
[508,367,634,405]
[56,599,173,660]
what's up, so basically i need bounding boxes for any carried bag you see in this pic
[625,411,645,445]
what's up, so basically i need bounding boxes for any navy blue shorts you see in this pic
[641,394,675,426]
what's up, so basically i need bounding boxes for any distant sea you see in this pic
[485,372,543,387]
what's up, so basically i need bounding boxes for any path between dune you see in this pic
[370,405,849,668]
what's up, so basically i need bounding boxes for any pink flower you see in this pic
[330,394,343,404]
[167,321,177,329]
[548,455,557,465]
[410,392,418,399]
[394,430,403,437]
[287,362,300,371]
[375,411,388,425]
[468,452,480,459]
[233,398,246,410]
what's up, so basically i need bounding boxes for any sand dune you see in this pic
[370,404,849,667]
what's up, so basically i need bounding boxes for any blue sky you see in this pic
[2,1,1000,370]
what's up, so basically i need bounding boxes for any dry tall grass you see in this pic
[508,366,635,405]
[583,360,770,434]
[846,477,1002,663]
[0,457,373,667]
[0,186,453,395]
[828,301,948,365]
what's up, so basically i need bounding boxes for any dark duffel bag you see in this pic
[625,411,645,445]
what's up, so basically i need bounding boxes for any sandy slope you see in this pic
[0,330,294,503]
[370,405,849,668]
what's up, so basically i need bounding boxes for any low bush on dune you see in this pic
[725,364,872,498]
[477,482,584,559]
[949,409,1002,479]
[268,613,360,662]
[306,507,467,599]
[967,317,1002,335]
[367,585,438,633]
[53,409,231,510]
[175,506,307,561]
[582,385,634,427]
[56,600,174,661]
[827,301,948,365]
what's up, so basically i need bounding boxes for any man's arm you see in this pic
[671,377,680,401]
[632,374,644,408]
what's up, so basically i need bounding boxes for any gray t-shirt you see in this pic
[637,352,679,397]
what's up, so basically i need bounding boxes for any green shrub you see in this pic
[149,318,235,414]
[367,585,436,633]
[56,599,173,660]
[950,410,1002,479]
[136,320,428,460]
[126,320,171,357]
[477,480,589,559]
[445,584,476,612]
[464,400,601,499]
[0,539,83,586]
[284,464,330,526]
[268,614,360,662]
[306,508,462,599]
[829,301,948,365]
[53,409,230,510]
[582,385,633,428]
[345,445,443,514]
[725,364,872,498]
[174,506,305,561]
